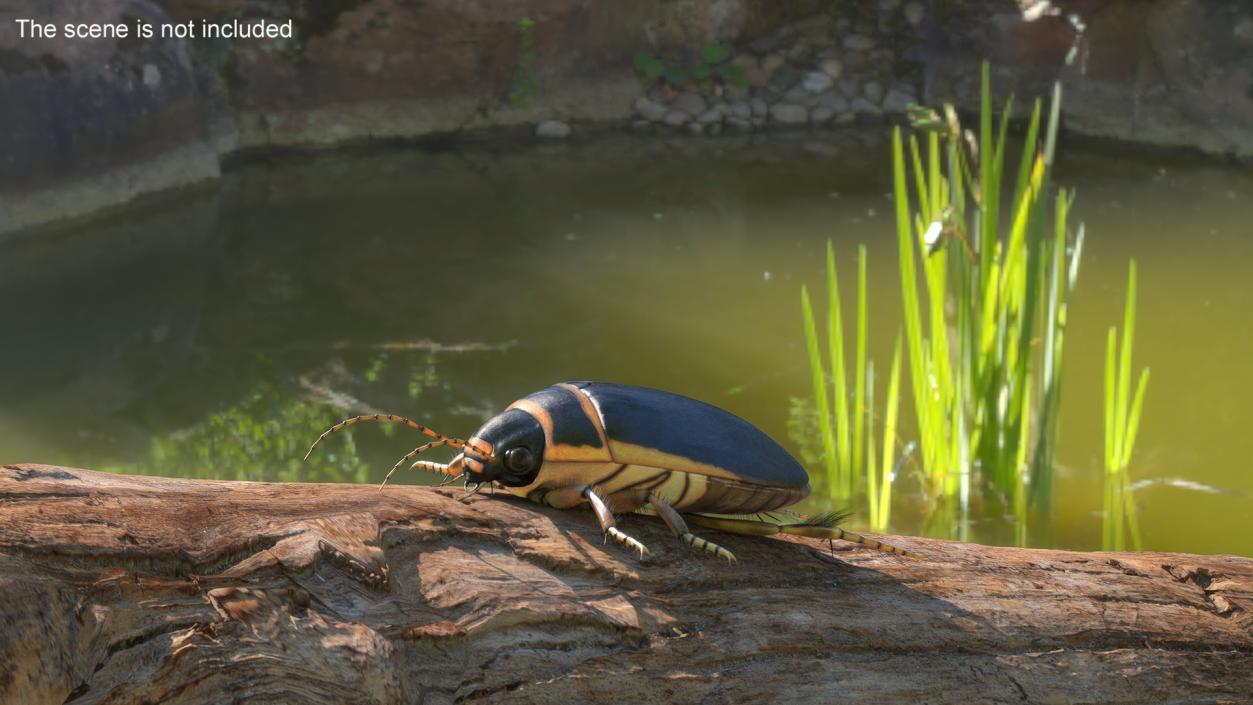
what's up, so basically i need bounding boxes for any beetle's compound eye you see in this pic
[504,446,536,474]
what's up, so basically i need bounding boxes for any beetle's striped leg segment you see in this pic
[782,523,923,560]
[683,513,923,560]
[684,514,783,536]
[583,486,650,559]
[650,494,735,563]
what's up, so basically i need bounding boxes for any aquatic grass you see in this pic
[892,64,1083,544]
[794,63,1150,548]
[865,335,904,531]
[798,243,902,527]
[1103,261,1150,551]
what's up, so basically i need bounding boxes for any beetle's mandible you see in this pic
[304,381,922,562]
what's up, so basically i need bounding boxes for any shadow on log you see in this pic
[1,464,1251,704]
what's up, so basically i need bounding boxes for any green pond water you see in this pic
[2,132,1250,556]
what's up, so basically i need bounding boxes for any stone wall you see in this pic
[627,7,926,135]
[1,0,1250,236]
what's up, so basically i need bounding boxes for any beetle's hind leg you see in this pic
[649,494,736,563]
[684,512,923,560]
[581,486,650,559]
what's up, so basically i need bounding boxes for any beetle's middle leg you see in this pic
[649,494,736,562]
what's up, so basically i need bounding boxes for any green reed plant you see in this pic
[1103,261,1149,551]
[892,64,1083,544]
[797,243,903,531]
[864,336,904,532]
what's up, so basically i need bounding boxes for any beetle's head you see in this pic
[460,408,545,487]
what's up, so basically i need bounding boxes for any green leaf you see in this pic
[801,286,838,490]
[701,43,731,64]
[643,59,665,81]
[826,241,851,498]
[852,245,868,500]
[634,53,665,81]
[693,62,712,81]
[663,67,689,86]
[718,64,747,88]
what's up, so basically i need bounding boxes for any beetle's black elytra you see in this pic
[305,381,924,562]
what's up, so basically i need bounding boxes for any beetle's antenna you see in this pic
[379,439,460,491]
[303,414,493,462]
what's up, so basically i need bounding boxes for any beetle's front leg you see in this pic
[532,485,650,558]
[581,486,651,558]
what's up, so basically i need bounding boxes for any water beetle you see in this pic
[305,381,921,562]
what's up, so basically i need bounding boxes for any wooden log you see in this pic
[1,463,1250,704]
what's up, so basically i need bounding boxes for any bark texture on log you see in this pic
[1,464,1250,705]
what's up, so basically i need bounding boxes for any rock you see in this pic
[852,97,884,116]
[686,121,705,135]
[837,78,861,98]
[634,97,668,122]
[761,53,786,74]
[802,71,835,94]
[142,64,162,89]
[729,101,752,120]
[535,120,572,138]
[815,92,851,112]
[882,88,916,114]
[864,80,884,104]
[746,67,771,88]
[1236,18,1253,43]
[785,41,813,64]
[750,98,769,117]
[769,103,809,125]
[769,65,803,92]
[836,111,857,125]
[820,58,844,80]
[811,105,837,124]
[723,84,749,102]
[784,86,812,105]
[726,116,752,130]
[879,0,902,11]
[0,0,223,235]
[843,34,876,51]
[646,83,675,104]
[731,54,758,71]
[748,28,790,56]
[750,86,778,103]
[672,91,708,116]
[903,1,926,26]
[5,464,1252,705]
[662,110,690,127]
[696,107,724,125]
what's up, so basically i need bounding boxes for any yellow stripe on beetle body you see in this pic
[554,382,611,447]
[506,398,614,463]
[511,462,677,511]
[606,439,757,485]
